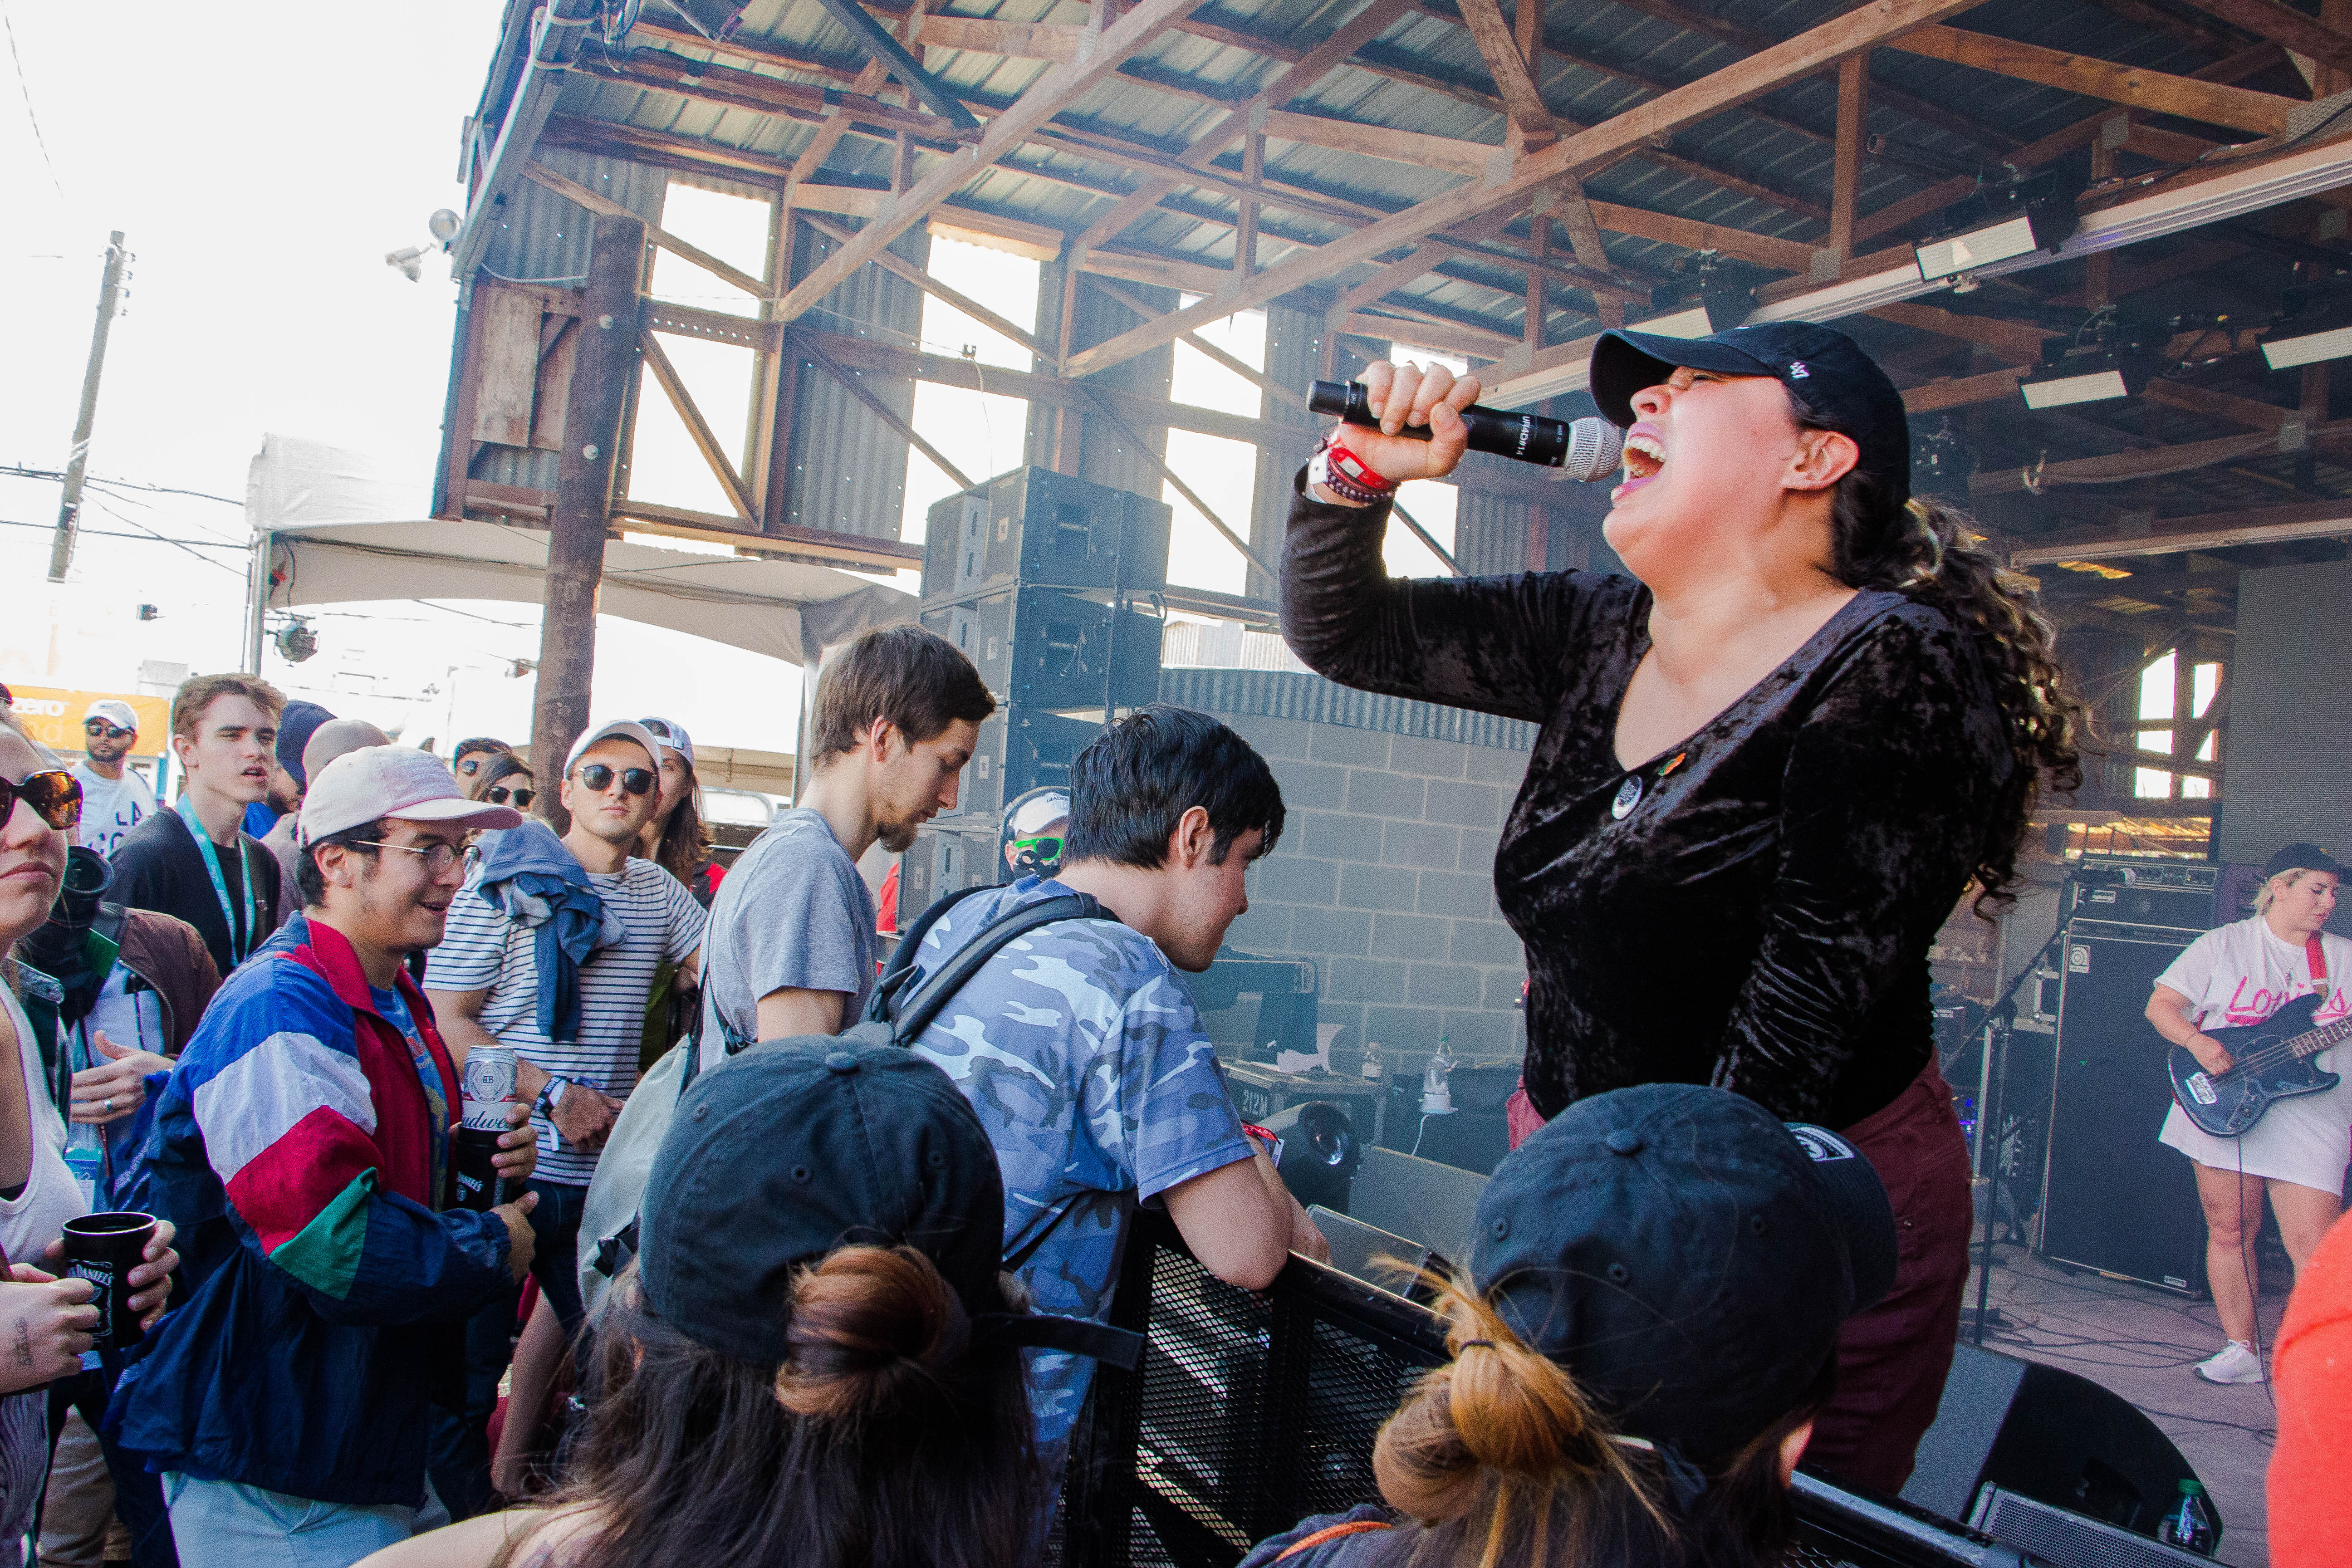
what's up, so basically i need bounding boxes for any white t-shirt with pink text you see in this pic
[2156,916,2352,1189]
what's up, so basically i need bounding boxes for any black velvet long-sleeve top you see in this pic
[1281,481,2015,1129]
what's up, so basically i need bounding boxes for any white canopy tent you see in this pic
[243,435,917,754]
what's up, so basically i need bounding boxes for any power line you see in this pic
[78,495,243,577]
[0,464,242,507]
[0,516,240,549]
[0,0,63,201]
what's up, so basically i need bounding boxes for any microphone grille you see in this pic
[1563,419,1625,482]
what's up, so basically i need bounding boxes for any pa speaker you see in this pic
[2039,920,2209,1296]
[1901,1344,2208,1542]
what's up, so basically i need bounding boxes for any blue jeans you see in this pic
[159,1474,415,1568]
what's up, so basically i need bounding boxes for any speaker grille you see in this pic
[1974,1487,2215,1567]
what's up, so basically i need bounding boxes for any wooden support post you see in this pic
[534,213,645,820]
[1050,260,1084,472]
[1829,53,1868,266]
[1525,501,1548,571]
[1235,132,1263,279]
[2084,131,2115,309]
[1526,207,1548,351]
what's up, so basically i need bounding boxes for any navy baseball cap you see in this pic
[2264,843,2345,881]
[275,701,335,792]
[1590,321,1912,504]
[1469,1083,1897,1463]
[638,1036,1142,1369]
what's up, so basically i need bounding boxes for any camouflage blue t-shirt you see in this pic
[906,876,1255,1477]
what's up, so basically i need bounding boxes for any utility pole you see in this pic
[47,231,131,583]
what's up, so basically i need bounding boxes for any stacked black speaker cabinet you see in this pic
[2038,858,2220,1297]
[902,468,1171,915]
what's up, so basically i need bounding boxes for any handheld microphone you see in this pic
[1306,379,1625,481]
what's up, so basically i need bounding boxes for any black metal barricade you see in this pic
[1055,1210,2032,1568]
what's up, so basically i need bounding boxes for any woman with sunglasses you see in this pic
[1281,327,2082,1495]
[466,754,537,813]
[0,711,183,1568]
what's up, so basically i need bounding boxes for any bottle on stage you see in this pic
[2156,1480,2215,1554]
[452,1044,518,1213]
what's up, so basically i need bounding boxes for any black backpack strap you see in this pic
[886,892,1109,1045]
[864,883,997,1026]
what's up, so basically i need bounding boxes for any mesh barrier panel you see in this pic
[1055,1210,2011,1568]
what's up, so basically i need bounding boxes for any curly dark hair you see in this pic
[1789,387,2085,910]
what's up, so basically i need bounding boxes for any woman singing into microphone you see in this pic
[1281,323,2082,1494]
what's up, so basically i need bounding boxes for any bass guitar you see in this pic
[2167,993,2352,1137]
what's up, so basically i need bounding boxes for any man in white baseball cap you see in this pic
[74,698,154,858]
[112,746,539,1564]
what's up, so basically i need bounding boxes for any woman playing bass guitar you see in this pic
[2150,842,2350,1387]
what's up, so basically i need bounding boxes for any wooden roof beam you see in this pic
[1884,26,2305,137]
[774,0,1211,322]
[2168,0,2352,78]
[1455,0,1557,142]
[1600,0,2024,151]
[1064,0,1987,379]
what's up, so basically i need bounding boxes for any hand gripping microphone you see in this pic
[1306,380,1625,481]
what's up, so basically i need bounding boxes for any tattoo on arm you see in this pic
[12,1318,31,1369]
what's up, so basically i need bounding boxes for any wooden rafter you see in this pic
[637,330,761,524]
[1885,26,2304,137]
[774,0,1213,322]
[525,162,768,299]
[1062,0,1987,379]
[2170,0,2352,78]
[798,212,1051,363]
[1829,53,1868,264]
[1083,276,1305,408]
[796,334,977,491]
[1455,0,1555,140]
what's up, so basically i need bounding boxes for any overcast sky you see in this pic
[0,1,807,769]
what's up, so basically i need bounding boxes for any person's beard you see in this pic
[877,811,921,854]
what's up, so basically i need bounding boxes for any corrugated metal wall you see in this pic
[781,218,930,540]
[2221,559,2352,863]
[466,145,669,497]
[1250,303,1323,601]
[1159,668,1536,751]
[1070,281,1175,498]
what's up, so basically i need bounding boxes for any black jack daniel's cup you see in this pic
[62,1211,157,1350]
[452,1044,520,1214]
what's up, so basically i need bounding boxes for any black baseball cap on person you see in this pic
[638,1036,1142,1369]
[1590,321,1912,505]
[276,701,335,793]
[2264,843,2346,881]
[1469,1083,1897,1464]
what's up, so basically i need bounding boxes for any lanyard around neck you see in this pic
[176,793,255,967]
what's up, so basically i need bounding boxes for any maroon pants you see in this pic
[1504,1060,1972,1496]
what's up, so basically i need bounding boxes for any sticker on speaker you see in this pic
[2069,946,2090,972]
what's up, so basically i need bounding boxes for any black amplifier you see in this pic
[2070,857,2218,934]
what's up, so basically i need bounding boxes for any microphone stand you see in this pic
[1964,888,2075,1346]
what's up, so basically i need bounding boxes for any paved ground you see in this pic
[1969,1245,2280,1567]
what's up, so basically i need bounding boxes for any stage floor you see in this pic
[1969,1244,2283,1568]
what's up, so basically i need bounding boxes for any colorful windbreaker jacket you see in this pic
[106,916,514,1504]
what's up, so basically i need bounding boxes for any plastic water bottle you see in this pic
[2156,1479,2215,1555]
[62,1122,103,1212]
[1362,1044,1384,1084]
[1420,1032,1455,1116]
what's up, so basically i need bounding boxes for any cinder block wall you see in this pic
[1176,697,1534,1064]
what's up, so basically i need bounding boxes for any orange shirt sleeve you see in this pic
[2270,1211,2352,1568]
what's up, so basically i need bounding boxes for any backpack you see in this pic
[577,885,1107,1320]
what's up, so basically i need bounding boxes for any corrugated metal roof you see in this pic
[1159,666,1537,749]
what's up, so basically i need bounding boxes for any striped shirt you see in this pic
[426,857,706,1185]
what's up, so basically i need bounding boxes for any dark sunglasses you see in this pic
[82,722,133,740]
[1,771,82,831]
[485,784,535,808]
[577,764,655,797]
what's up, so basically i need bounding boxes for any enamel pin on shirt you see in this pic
[1611,777,1644,819]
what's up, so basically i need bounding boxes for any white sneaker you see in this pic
[2194,1341,2264,1384]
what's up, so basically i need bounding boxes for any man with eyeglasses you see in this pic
[73,700,156,859]
[109,745,539,1566]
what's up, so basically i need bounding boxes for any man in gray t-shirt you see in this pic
[698,626,994,1066]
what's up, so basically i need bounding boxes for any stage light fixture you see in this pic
[2020,355,2149,410]
[1638,253,1756,336]
[670,0,749,39]
[2262,320,2352,370]
[273,619,318,664]
[1916,172,2081,285]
